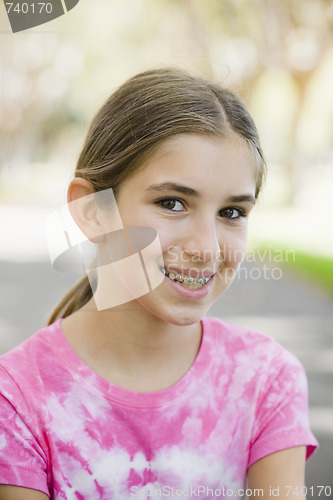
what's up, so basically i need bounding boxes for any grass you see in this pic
[254,245,333,295]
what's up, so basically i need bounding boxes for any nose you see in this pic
[181,217,221,264]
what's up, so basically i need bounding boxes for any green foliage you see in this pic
[257,244,333,295]
[289,251,333,294]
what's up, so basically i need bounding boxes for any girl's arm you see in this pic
[247,446,307,499]
[0,486,49,500]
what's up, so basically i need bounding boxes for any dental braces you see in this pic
[161,268,210,285]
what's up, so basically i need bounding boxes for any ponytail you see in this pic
[47,275,93,325]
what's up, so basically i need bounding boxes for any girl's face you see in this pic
[111,133,257,326]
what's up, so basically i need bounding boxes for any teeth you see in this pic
[161,268,211,288]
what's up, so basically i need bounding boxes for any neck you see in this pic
[61,297,202,392]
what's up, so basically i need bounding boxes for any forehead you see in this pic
[131,133,257,196]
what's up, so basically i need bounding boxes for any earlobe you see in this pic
[67,178,105,244]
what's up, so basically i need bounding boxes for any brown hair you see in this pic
[48,67,266,324]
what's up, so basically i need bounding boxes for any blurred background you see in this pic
[1,0,333,492]
[1,0,333,263]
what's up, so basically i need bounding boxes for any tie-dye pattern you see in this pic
[0,317,318,499]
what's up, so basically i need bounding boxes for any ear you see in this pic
[67,178,105,243]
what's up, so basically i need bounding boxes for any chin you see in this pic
[147,302,209,327]
[164,313,203,327]
[136,284,222,327]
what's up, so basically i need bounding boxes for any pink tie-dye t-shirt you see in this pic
[0,317,318,499]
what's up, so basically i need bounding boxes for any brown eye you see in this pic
[157,198,184,212]
[219,207,244,219]
[223,208,235,218]
[162,200,177,210]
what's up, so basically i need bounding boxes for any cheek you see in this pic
[117,207,145,227]
[220,230,248,269]
[151,225,176,254]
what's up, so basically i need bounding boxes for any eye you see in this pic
[219,207,245,219]
[156,198,185,212]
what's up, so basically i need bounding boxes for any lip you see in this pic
[162,269,215,300]
[164,266,215,279]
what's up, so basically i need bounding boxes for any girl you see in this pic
[0,68,318,499]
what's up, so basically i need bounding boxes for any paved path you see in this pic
[0,257,332,495]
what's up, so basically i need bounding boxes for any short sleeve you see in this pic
[0,365,49,496]
[248,348,319,468]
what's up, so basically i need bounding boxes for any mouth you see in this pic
[160,267,214,290]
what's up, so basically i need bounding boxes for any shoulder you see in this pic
[202,316,306,384]
[0,320,64,395]
[203,316,297,362]
[203,317,318,463]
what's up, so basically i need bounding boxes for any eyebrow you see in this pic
[226,194,256,205]
[145,182,256,205]
[145,182,198,197]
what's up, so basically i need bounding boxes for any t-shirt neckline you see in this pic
[53,317,211,408]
